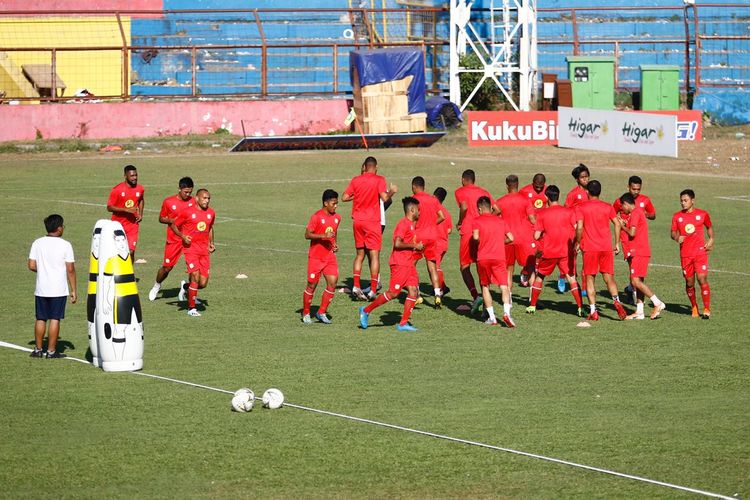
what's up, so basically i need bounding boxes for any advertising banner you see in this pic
[557,107,677,158]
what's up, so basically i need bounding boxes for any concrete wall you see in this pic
[0,99,349,141]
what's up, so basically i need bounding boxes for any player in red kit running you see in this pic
[412,176,446,307]
[302,189,341,325]
[107,164,144,261]
[575,180,628,321]
[526,185,584,316]
[433,187,453,297]
[617,193,666,320]
[342,156,397,301]
[454,169,493,312]
[671,189,714,319]
[520,173,548,213]
[359,197,424,332]
[559,163,590,293]
[148,177,194,301]
[496,174,538,290]
[472,196,515,327]
[171,189,216,317]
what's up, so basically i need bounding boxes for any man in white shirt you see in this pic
[28,214,77,359]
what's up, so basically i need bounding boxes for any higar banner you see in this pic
[467,110,701,147]
[558,107,677,158]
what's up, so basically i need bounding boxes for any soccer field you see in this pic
[1,134,748,498]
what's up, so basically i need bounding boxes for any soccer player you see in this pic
[302,189,341,324]
[496,174,537,290]
[526,185,584,316]
[28,214,77,358]
[575,180,628,321]
[170,189,216,317]
[433,187,453,296]
[559,163,590,293]
[671,189,714,319]
[107,164,144,261]
[617,193,666,320]
[520,173,548,212]
[342,156,397,301]
[359,197,424,332]
[454,169,493,312]
[412,176,446,307]
[148,177,195,301]
[472,196,515,327]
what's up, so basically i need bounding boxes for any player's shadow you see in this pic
[665,303,694,316]
[27,339,76,353]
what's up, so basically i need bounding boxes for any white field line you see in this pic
[715,195,750,202]
[0,339,735,500]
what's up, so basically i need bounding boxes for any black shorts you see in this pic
[35,296,67,321]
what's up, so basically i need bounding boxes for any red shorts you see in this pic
[536,255,574,277]
[388,264,419,294]
[307,253,338,283]
[459,233,478,267]
[121,221,139,251]
[681,253,709,279]
[162,240,184,267]
[422,238,440,262]
[582,250,614,276]
[185,253,210,278]
[477,259,508,287]
[627,255,650,279]
[353,220,382,251]
[435,249,447,269]
[505,240,537,269]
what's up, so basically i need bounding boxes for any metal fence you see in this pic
[0,5,746,103]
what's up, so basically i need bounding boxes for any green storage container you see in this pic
[640,65,680,110]
[566,56,615,110]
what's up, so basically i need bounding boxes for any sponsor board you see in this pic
[468,109,701,147]
[558,107,677,158]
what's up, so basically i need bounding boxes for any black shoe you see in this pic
[30,349,44,358]
[45,351,66,359]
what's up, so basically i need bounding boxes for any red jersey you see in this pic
[535,205,576,258]
[454,184,492,236]
[623,207,650,257]
[520,183,548,211]
[575,199,616,252]
[174,205,216,255]
[613,194,656,217]
[496,192,534,244]
[413,191,442,241]
[344,172,387,223]
[472,213,508,261]
[565,185,589,207]
[436,202,452,247]
[671,208,712,257]
[108,182,144,225]
[306,208,341,260]
[160,194,194,244]
[390,217,421,266]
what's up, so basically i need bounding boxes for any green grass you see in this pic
[1,146,748,498]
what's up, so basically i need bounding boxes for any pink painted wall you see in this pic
[0,100,350,142]
[0,1,163,12]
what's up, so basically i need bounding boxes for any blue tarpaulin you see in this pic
[426,96,462,128]
[350,48,425,114]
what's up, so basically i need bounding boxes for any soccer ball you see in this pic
[262,388,284,409]
[231,388,255,412]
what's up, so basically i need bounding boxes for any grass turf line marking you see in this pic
[716,195,750,202]
[0,340,734,499]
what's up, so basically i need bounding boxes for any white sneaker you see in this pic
[187,308,201,317]
[301,314,313,324]
[178,280,187,302]
[148,284,160,301]
[626,312,645,320]
[351,287,367,301]
[366,290,377,301]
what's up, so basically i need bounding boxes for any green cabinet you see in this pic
[640,65,680,110]
[566,56,615,110]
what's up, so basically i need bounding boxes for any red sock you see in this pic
[302,286,314,315]
[570,283,583,308]
[700,283,711,311]
[188,282,198,309]
[437,268,446,289]
[318,286,335,314]
[530,279,543,306]
[370,274,379,290]
[353,272,361,289]
[686,286,698,309]
[365,292,391,313]
[401,296,417,325]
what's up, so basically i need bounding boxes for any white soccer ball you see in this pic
[231,388,255,412]
[262,388,284,409]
